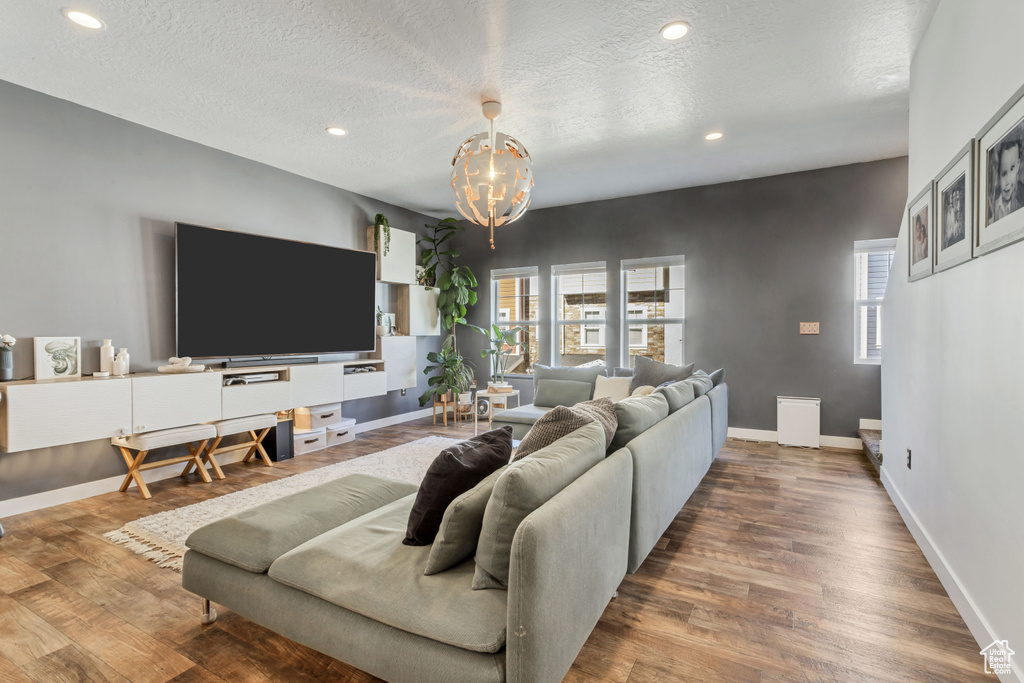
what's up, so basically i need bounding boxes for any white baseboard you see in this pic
[727,427,862,451]
[0,407,434,519]
[880,470,1022,682]
[859,418,883,430]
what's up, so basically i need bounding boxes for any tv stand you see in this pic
[223,356,318,369]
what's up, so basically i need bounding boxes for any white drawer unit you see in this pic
[0,378,133,453]
[293,427,329,455]
[222,380,292,420]
[373,336,417,392]
[326,419,357,447]
[777,396,821,448]
[131,372,222,433]
[294,402,342,431]
[344,370,387,401]
[290,363,344,407]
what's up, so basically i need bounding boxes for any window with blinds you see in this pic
[490,267,540,375]
[854,239,896,364]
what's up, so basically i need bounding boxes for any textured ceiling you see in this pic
[1,0,938,215]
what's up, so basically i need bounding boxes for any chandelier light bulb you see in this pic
[451,101,534,250]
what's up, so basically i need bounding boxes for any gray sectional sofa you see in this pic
[181,366,728,683]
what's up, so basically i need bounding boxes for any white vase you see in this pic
[99,339,114,374]
[376,325,389,336]
[114,348,129,376]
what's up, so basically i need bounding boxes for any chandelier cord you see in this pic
[489,118,495,249]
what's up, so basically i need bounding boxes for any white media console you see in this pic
[0,359,386,454]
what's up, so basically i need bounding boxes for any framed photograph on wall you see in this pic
[976,82,1024,255]
[33,336,81,379]
[934,141,974,272]
[908,183,934,281]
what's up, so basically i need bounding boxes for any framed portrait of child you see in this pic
[933,141,974,272]
[907,183,934,282]
[977,82,1024,256]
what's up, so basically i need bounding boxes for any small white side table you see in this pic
[475,389,520,435]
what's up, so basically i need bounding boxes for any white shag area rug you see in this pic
[104,436,457,572]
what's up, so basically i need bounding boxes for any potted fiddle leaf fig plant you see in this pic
[419,334,474,407]
[469,324,523,392]
[372,213,391,257]
[419,218,477,330]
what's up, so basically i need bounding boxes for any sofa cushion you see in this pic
[269,495,509,654]
[653,380,696,413]
[473,422,606,589]
[513,406,593,462]
[709,368,725,386]
[185,474,417,573]
[424,465,508,576]
[593,375,631,402]
[685,372,715,397]
[405,427,513,546]
[571,397,618,449]
[629,356,695,393]
[611,393,670,450]
[532,364,606,397]
[490,404,553,425]
[612,366,634,377]
[533,379,593,408]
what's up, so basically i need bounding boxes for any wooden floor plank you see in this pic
[0,424,991,682]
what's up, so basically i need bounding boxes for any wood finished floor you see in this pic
[0,419,991,682]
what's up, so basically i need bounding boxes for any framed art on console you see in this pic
[976,82,1024,256]
[908,183,934,282]
[934,141,975,272]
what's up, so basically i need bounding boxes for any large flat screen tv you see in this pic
[176,223,376,359]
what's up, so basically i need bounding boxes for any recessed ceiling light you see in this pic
[62,9,104,29]
[660,21,691,41]
[705,132,723,141]
[326,127,347,136]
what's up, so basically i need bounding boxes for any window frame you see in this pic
[490,267,540,376]
[620,256,686,368]
[553,261,609,366]
[853,238,896,365]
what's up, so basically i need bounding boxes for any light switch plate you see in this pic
[799,322,820,335]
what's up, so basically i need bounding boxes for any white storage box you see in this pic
[293,427,329,455]
[327,418,357,447]
[294,403,342,431]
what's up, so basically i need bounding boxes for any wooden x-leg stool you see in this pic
[111,424,218,499]
[182,414,278,479]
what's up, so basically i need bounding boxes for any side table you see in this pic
[475,389,520,435]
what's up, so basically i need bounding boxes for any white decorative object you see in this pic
[112,348,129,377]
[0,334,15,382]
[105,436,458,570]
[157,356,206,374]
[451,101,534,250]
[33,337,81,379]
[99,339,115,374]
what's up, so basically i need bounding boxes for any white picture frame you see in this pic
[34,336,82,379]
[976,81,1024,256]
[934,141,975,272]
[908,184,934,282]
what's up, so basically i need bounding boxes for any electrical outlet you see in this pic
[799,322,820,335]
[906,448,912,469]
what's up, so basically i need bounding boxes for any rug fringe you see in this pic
[105,529,185,572]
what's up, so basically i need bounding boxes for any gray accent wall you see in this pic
[0,80,440,501]
[459,157,909,438]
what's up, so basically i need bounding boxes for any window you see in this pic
[491,267,539,375]
[621,256,685,368]
[554,262,607,367]
[854,239,896,364]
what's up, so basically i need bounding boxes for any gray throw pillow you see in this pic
[532,364,606,397]
[630,356,695,393]
[512,405,594,461]
[612,367,634,377]
[653,380,696,413]
[473,422,606,589]
[423,465,508,576]
[570,397,618,449]
[685,372,714,397]
[533,379,593,407]
[709,368,725,386]
[611,393,670,449]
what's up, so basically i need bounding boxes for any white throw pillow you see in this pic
[593,375,632,402]
[631,385,655,397]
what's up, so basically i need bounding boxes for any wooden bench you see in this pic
[111,424,217,499]
[183,414,278,480]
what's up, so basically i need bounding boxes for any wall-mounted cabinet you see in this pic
[132,372,222,433]
[371,336,417,392]
[367,226,416,285]
[398,285,440,336]
[290,363,345,406]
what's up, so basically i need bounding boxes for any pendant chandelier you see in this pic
[450,101,534,250]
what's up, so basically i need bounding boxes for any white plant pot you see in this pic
[458,392,472,403]
[375,325,389,336]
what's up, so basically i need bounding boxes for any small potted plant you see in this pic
[372,213,391,257]
[470,324,522,392]
[375,307,389,337]
[0,334,15,382]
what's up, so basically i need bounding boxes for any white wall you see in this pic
[883,1,1024,679]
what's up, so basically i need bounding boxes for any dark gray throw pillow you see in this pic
[404,426,513,546]
[630,356,695,393]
